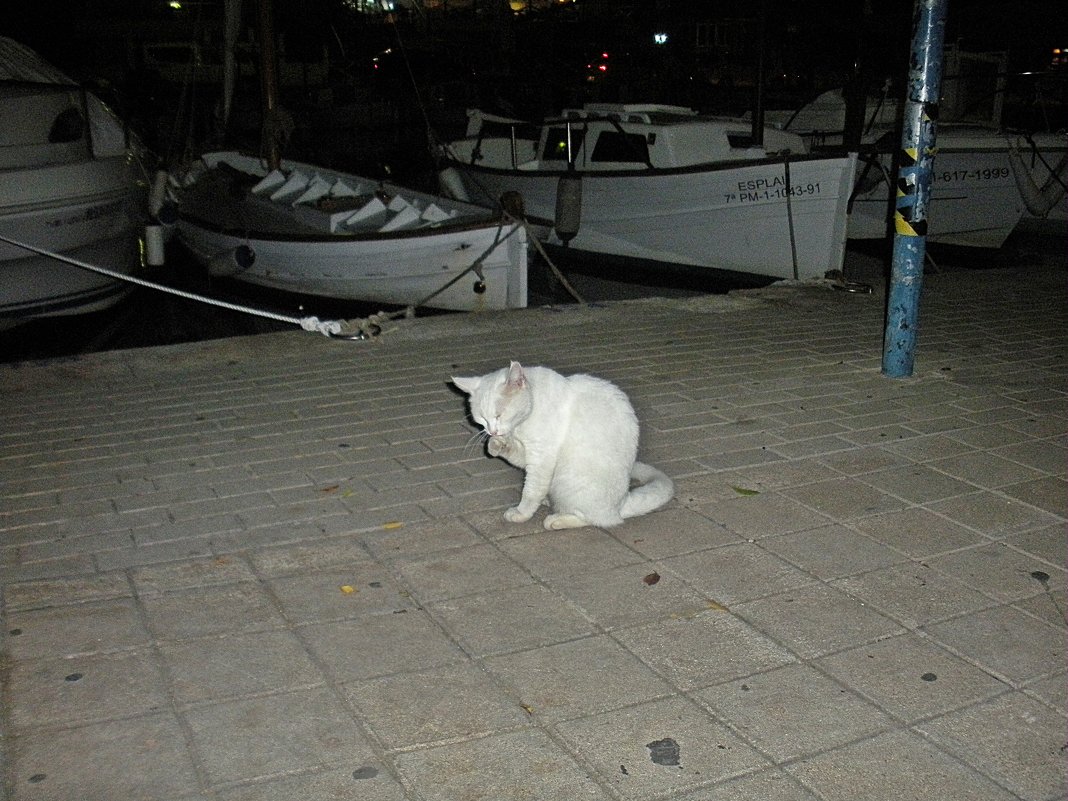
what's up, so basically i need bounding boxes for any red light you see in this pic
[602,52,609,59]
[599,65,607,72]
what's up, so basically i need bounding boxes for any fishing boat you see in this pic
[170,151,528,312]
[0,37,149,328]
[766,46,1068,247]
[436,104,859,284]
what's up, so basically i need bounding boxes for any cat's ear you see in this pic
[506,361,526,390]
[451,376,480,395]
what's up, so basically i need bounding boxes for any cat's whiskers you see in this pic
[463,429,489,454]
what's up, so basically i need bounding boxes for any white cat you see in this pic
[452,361,674,529]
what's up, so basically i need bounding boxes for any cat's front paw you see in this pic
[487,435,508,458]
[504,506,533,523]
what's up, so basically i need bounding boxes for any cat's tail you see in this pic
[620,462,674,519]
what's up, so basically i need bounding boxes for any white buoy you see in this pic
[554,173,582,244]
[148,170,169,218]
[144,224,166,266]
[438,167,470,202]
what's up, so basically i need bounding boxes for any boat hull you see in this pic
[0,155,145,323]
[845,130,1068,248]
[174,152,528,313]
[178,224,527,312]
[442,154,858,282]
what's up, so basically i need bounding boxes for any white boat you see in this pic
[437,104,859,284]
[766,46,1068,248]
[171,151,528,312]
[0,37,149,328]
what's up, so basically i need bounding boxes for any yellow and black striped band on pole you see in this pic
[894,211,928,237]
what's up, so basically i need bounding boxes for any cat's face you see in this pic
[452,361,532,437]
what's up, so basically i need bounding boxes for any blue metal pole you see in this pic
[881,0,948,378]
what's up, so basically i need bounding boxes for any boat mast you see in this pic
[751,0,767,148]
[256,0,282,170]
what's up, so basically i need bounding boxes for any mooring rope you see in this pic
[0,231,346,337]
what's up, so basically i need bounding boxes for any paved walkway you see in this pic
[1,262,1065,801]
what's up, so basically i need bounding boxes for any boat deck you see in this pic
[179,167,329,236]
[1,256,1065,800]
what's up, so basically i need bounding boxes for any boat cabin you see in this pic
[458,104,809,173]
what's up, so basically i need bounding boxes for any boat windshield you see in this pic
[542,127,586,161]
[590,131,650,163]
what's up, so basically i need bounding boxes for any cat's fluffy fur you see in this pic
[452,361,674,529]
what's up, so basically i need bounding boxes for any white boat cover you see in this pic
[0,36,132,159]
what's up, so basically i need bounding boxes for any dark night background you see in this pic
[2,1,1065,178]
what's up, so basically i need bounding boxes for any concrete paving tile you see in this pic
[554,696,766,799]
[1012,589,1067,631]
[463,508,549,540]
[815,634,1007,723]
[916,692,1067,801]
[769,435,857,459]
[924,542,1067,603]
[945,423,1035,449]
[1000,475,1068,518]
[267,566,416,624]
[10,713,200,800]
[883,433,977,462]
[672,768,820,800]
[392,543,534,603]
[141,582,287,640]
[2,572,132,611]
[860,464,976,504]
[761,523,906,580]
[130,555,257,594]
[613,610,796,690]
[698,492,832,540]
[786,729,1019,801]
[830,562,994,628]
[925,492,1061,539]
[344,660,529,749]
[393,729,612,801]
[1021,671,1068,715]
[923,605,1066,686]
[244,536,374,577]
[216,763,407,801]
[660,542,815,606]
[781,477,908,521]
[714,458,842,492]
[674,474,757,507]
[95,537,220,571]
[704,442,796,469]
[358,518,484,559]
[817,447,914,476]
[484,634,674,722]
[428,584,596,657]
[545,561,715,630]
[852,506,984,557]
[695,663,894,762]
[5,598,150,660]
[0,554,95,583]
[611,507,741,560]
[839,424,923,446]
[928,451,1049,490]
[416,485,520,519]
[183,687,375,787]
[161,630,324,705]
[733,583,902,660]
[497,527,644,581]
[1005,524,1068,567]
[10,649,169,729]
[299,610,464,682]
